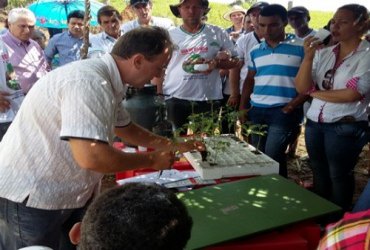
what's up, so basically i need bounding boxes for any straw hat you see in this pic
[223,5,246,21]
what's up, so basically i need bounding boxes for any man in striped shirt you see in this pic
[239,4,307,177]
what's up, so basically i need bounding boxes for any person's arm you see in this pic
[151,76,164,95]
[295,36,320,94]
[115,122,204,153]
[228,67,241,107]
[239,69,255,111]
[282,94,310,114]
[310,89,363,103]
[68,138,174,173]
[0,91,10,112]
[208,56,240,71]
[239,69,256,123]
[44,36,57,66]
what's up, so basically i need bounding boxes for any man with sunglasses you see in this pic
[121,0,174,34]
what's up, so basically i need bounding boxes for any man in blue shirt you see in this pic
[239,4,307,177]
[45,10,84,67]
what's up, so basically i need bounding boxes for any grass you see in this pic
[110,0,334,30]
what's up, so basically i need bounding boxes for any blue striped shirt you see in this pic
[248,35,304,107]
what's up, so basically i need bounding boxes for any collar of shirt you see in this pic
[4,30,30,47]
[67,30,83,40]
[260,33,296,50]
[100,53,126,97]
[102,31,120,43]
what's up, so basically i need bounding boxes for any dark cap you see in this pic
[287,6,309,16]
[130,0,150,6]
[170,0,210,18]
[246,2,269,15]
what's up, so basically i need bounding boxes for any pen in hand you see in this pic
[158,170,163,179]
[158,145,179,179]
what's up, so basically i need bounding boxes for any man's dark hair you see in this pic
[97,5,122,24]
[67,10,85,23]
[111,26,173,61]
[79,183,193,250]
[259,4,288,23]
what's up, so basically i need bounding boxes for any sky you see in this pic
[209,0,370,12]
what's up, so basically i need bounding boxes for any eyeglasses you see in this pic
[17,24,35,30]
[322,68,335,90]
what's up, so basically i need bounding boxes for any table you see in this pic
[180,174,341,249]
[114,143,341,249]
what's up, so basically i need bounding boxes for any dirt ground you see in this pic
[102,133,370,206]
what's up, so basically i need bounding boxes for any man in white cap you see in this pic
[228,2,268,114]
[121,0,174,33]
[154,0,239,132]
[223,5,246,42]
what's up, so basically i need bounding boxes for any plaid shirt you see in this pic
[318,209,370,250]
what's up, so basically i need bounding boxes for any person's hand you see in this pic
[149,150,176,170]
[216,50,231,61]
[230,32,240,42]
[238,107,249,124]
[174,139,205,153]
[303,36,322,61]
[219,69,229,77]
[281,105,294,114]
[0,91,11,112]
[227,95,240,108]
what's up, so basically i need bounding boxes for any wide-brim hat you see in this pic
[246,1,269,15]
[223,5,246,21]
[170,0,210,18]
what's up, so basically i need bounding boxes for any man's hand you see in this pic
[174,139,205,153]
[148,150,176,170]
[227,95,240,108]
[0,91,11,112]
[238,107,249,124]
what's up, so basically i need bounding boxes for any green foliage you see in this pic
[8,0,33,8]
[240,122,267,151]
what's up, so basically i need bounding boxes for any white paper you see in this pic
[116,169,200,186]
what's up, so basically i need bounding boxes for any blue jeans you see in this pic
[305,120,368,211]
[247,106,303,177]
[0,197,89,250]
[353,180,370,212]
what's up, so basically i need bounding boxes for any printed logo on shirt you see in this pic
[180,46,208,55]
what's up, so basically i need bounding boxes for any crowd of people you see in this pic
[0,0,369,249]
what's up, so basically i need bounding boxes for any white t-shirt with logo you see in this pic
[163,24,237,101]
